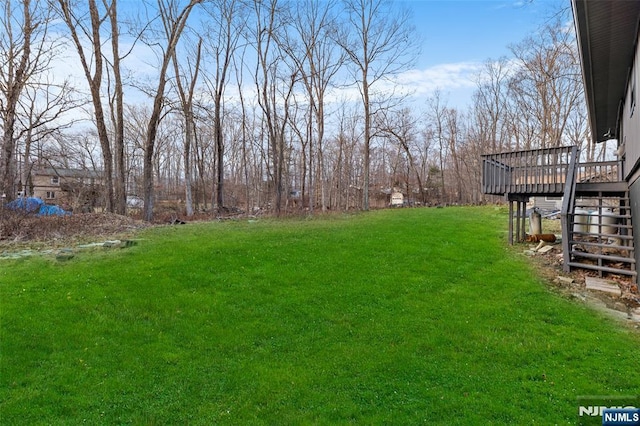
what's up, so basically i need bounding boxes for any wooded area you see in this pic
[1,0,600,220]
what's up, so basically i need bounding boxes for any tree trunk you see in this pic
[141,0,200,222]
[109,0,126,215]
[214,106,224,210]
[362,76,370,210]
[184,112,194,216]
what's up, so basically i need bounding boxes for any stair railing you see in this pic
[561,146,579,273]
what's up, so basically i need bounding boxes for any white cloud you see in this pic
[321,61,484,108]
[394,62,484,97]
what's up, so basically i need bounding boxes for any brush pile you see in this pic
[0,211,148,245]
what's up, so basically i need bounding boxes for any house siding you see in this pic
[531,196,562,211]
[624,35,640,183]
[625,39,640,276]
[629,178,640,273]
[30,168,104,211]
[32,175,62,201]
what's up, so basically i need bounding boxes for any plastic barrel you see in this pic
[573,208,589,233]
[529,210,542,235]
[589,208,616,235]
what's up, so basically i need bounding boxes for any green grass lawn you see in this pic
[1,206,638,424]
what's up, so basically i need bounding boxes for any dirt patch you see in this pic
[519,241,640,329]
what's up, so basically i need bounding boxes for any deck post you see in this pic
[516,199,522,242]
[483,145,635,281]
[508,194,529,243]
[521,199,527,241]
[508,198,514,245]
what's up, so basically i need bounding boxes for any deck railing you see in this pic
[482,146,578,195]
[561,146,579,263]
[576,160,620,183]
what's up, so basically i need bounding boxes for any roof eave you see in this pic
[572,0,599,145]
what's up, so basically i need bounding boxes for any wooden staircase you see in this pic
[482,146,636,282]
[559,146,636,279]
[564,188,636,279]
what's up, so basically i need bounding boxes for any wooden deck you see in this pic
[481,146,635,282]
[482,147,574,196]
[482,146,622,197]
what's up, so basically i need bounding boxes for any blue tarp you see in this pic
[5,197,71,216]
[38,204,71,216]
[5,197,44,213]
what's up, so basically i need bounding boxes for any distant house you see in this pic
[32,167,103,211]
[530,196,563,212]
[390,191,404,207]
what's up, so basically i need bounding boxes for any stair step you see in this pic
[574,203,630,207]
[575,196,629,200]
[574,204,630,208]
[567,262,637,276]
[571,229,634,236]
[562,168,635,280]
[571,212,631,219]
[575,195,629,200]
[571,224,633,231]
[572,232,634,240]
[569,240,635,251]
[570,251,636,264]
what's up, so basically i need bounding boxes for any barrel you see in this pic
[589,208,616,235]
[573,208,589,233]
[529,209,542,235]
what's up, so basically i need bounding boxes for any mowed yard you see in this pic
[1,206,638,424]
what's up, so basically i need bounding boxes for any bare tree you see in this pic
[1,0,57,201]
[333,0,416,210]
[327,101,362,210]
[56,0,116,211]
[252,0,297,215]
[426,91,448,204]
[286,94,311,208]
[377,108,426,204]
[201,0,243,212]
[105,0,127,214]
[140,0,202,221]
[192,106,214,210]
[171,36,202,216]
[444,107,464,203]
[508,16,584,150]
[55,0,139,214]
[17,77,81,196]
[123,103,148,197]
[472,58,511,154]
[283,0,343,212]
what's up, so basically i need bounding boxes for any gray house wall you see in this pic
[625,40,640,183]
[530,196,562,211]
[624,35,640,275]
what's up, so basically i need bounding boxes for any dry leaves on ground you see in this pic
[0,211,149,247]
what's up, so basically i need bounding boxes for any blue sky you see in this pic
[409,0,548,66]
[53,0,565,113]
[398,0,563,108]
